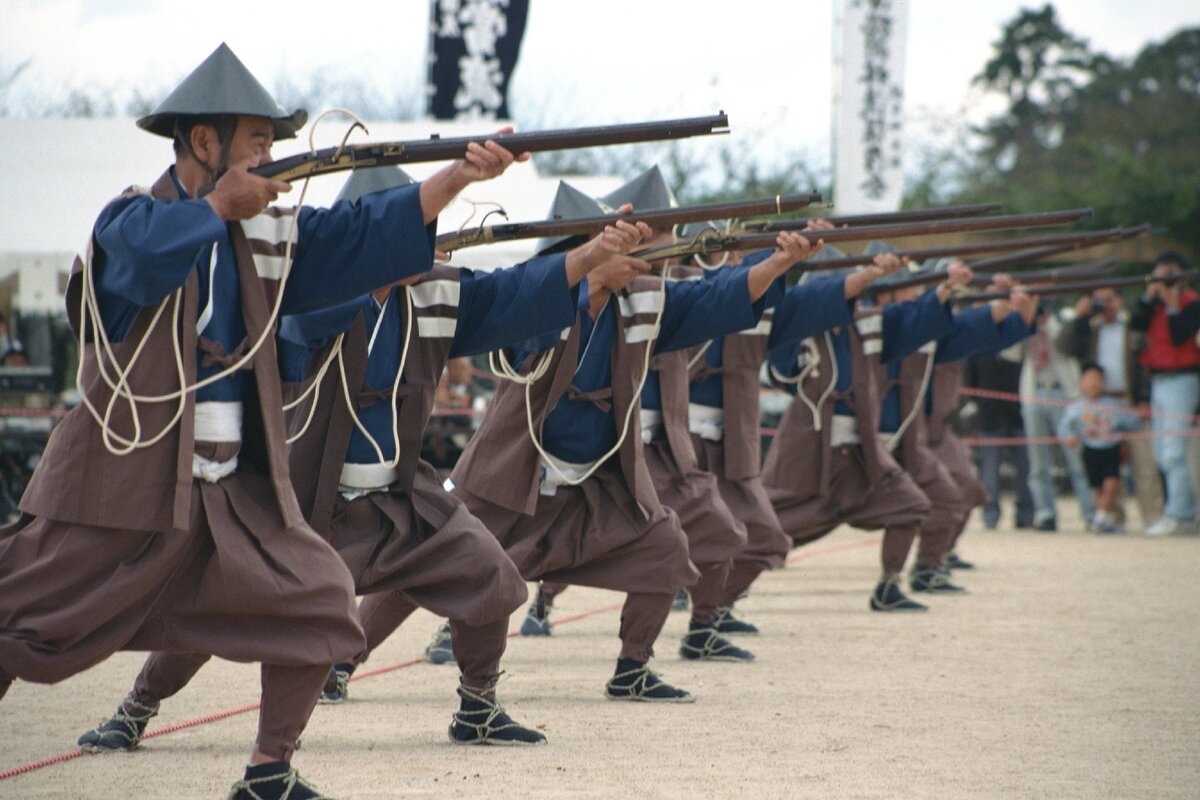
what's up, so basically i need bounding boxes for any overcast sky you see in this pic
[1,0,1194,173]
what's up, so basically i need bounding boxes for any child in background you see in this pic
[1059,363,1142,533]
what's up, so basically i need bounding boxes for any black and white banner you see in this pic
[833,0,909,214]
[427,0,530,120]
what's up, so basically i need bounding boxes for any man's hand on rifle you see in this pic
[844,252,904,300]
[745,231,823,301]
[1011,286,1038,326]
[566,203,653,288]
[205,158,292,221]
[420,126,531,224]
[936,261,973,303]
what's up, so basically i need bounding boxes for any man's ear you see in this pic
[189,123,217,168]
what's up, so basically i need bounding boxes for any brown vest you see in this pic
[22,171,301,532]
[762,306,896,499]
[925,361,964,446]
[287,269,461,536]
[880,343,937,471]
[452,277,665,518]
[690,307,775,481]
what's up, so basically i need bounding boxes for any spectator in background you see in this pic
[1021,301,1094,531]
[0,313,19,357]
[1130,252,1200,536]
[422,357,483,472]
[1058,288,1163,529]
[1058,363,1143,533]
[966,344,1035,529]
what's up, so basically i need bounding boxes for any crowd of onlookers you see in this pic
[964,251,1200,535]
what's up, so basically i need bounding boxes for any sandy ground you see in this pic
[2,507,1199,799]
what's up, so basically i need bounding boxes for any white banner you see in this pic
[833,0,909,214]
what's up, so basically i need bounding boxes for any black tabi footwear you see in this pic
[910,566,967,594]
[424,621,455,665]
[605,659,696,703]
[448,685,546,746]
[944,551,975,570]
[713,606,760,635]
[227,762,334,800]
[78,696,158,753]
[318,663,355,705]
[671,589,690,611]
[869,576,929,612]
[679,623,756,662]
[518,598,553,637]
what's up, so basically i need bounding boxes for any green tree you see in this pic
[956,6,1199,256]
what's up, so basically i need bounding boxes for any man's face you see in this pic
[1152,262,1182,281]
[224,116,275,168]
[1094,289,1121,318]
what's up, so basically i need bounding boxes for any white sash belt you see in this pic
[539,453,599,496]
[688,403,725,442]
[640,409,663,444]
[830,414,860,447]
[338,462,400,500]
[194,401,243,442]
[191,401,242,483]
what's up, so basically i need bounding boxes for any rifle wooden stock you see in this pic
[251,114,731,183]
[954,270,1198,303]
[635,208,1093,261]
[744,203,1003,232]
[435,191,822,253]
[791,227,1144,273]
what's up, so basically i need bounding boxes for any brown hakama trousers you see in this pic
[123,461,527,708]
[330,461,528,687]
[768,444,931,576]
[643,439,745,623]
[930,432,989,551]
[455,462,699,661]
[0,471,364,760]
[692,435,792,606]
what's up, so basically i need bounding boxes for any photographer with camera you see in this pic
[1130,252,1200,536]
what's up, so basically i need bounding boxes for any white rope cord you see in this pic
[75,240,187,454]
[283,333,345,445]
[334,286,414,466]
[74,109,366,455]
[686,340,712,370]
[527,266,673,487]
[884,341,937,450]
[770,333,837,432]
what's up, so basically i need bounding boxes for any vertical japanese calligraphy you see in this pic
[834,0,909,214]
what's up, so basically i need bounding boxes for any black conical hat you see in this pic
[137,43,307,140]
[336,166,416,204]
[601,165,677,212]
[534,181,607,256]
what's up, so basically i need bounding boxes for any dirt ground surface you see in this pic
[2,508,1198,799]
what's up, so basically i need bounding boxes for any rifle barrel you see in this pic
[954,270,1197,303]
[255,113,731,183]
[762,203,1003,230]
[880,256,1120,293]
[636,209,1095,261]
[792,227,1143,273]
[436,191,822,253]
